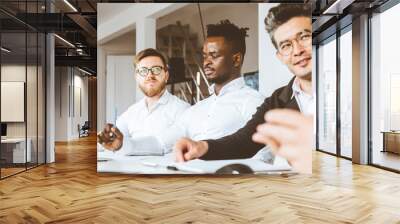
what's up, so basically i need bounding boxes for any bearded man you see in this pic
[98,48,189,155]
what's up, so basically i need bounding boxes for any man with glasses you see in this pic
[175,4,314,173]
[98,48,189,155]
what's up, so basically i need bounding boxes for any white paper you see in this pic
[122,135,164,156]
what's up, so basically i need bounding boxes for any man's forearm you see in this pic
[201,132,264,160]
[200,97,269,160]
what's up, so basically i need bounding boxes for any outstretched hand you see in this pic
[252,109,313,174]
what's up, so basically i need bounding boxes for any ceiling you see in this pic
[1,0,395,75]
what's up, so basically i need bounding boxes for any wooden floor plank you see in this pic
[0,135,399,223]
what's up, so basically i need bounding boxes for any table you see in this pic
[97,150,186,174]
[97,147,292,175]
[1,138,32,164]
[381,131,400,154]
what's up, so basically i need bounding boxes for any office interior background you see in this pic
[0,0,399,222]
[1,0,399,179]
[314,0,400,172]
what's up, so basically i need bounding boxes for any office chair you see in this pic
[79,121,90,138]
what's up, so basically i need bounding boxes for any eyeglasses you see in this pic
[136,66,165,77]
[277,31,312,56]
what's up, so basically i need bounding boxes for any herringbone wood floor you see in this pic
[0,135,399,224]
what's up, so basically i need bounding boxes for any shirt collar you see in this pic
[141,89,171,112]
[157,89,171,105]
[208,77,246,96]
[291,78,313,99]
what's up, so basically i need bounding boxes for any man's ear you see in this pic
[165,70,170,83]
[233,52,243,68]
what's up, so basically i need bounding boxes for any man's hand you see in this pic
[174,138,209,162]
[97,123,124,152]
[252,109,313,174]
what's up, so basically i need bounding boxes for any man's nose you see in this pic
[292,40,305,56]
[203,57,212,67]
[146,72,157,80]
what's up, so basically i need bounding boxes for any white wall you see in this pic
[54,67,89,141]
[1,64,46,163]
[72,74,89,138]
[55,67,68,141]
[97,31,136,129]
[106,55,136,124]
[98,3,187,44]
[258,3,293,97]
[1,65,38,137]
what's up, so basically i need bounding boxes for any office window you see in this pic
[339,28,352,158]
[0,1,46,179]
[1,31,28,178]
[370,3,400,171]
[317,36,337,154]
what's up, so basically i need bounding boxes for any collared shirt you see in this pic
[292,78,315,116]
[116,90,189,155]
[292,78,316,150]
[159,77,265,152]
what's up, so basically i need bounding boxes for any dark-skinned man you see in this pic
[157,20,264,153]
[175,4,314,174]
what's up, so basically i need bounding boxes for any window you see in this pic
[339,28,352,158]
[370,2,400,171]
[0,1,47,179]
[317,36,337,155]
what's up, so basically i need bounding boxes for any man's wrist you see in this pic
[200,140,209,155]
[116,137,124,150]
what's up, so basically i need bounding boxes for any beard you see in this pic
[139,78,166,97]
[207,72,231,85]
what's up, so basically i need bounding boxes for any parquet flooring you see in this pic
[0,135,399,223]
[1,167,26,177]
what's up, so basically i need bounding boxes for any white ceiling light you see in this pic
[323,0,355,15]
[1,47,11,53]
[78,67,93,76]
[63,0,78,12]
[54,34,75,48]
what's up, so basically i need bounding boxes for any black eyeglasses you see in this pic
[136,66,165,77]
[278,31,312,56]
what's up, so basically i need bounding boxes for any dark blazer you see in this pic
[200,77,300,160]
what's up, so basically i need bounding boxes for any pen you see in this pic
[168,165,205,174]
[142,162,205,173]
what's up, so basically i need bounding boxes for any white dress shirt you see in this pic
[292,78,315,116]
[159,77,264,152]
[116,90,189,155]
[292,78,316,150]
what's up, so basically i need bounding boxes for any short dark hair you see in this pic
[134,48,168,69]
[206,19,249,57]
[264,4,311,48]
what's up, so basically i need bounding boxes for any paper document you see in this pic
[141,156,292,174]
[123,135,164,156]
